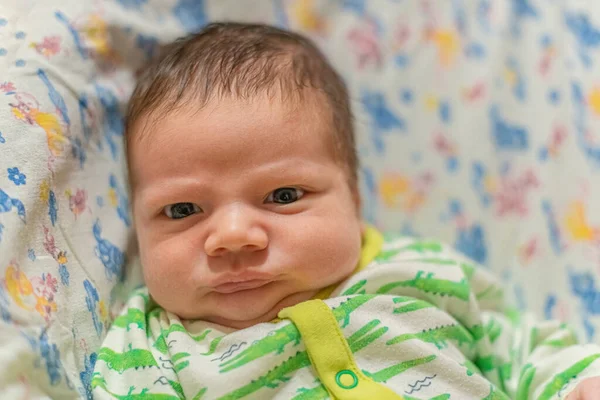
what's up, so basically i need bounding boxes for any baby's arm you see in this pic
[464,261,600,399]
[373,233,600,399]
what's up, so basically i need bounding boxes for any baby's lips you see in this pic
[211,279,272,294]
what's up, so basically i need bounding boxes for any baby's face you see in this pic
[129,93,362,329]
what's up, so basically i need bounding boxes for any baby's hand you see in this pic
[566,377,600,399]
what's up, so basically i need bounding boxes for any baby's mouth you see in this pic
[212,279,272,294]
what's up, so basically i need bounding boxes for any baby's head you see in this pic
[126,22,363,329]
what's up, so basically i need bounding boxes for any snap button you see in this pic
[335,369,358,389]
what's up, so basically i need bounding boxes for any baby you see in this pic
[92,23,600,399]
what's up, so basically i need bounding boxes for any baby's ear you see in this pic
[351,185,362,217]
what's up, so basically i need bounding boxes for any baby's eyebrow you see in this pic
[136,179,212,208]
[249,158,333,177]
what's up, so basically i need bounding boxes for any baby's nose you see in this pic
[204,206,268,257]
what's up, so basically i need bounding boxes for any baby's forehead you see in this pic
[130,93,335,160]
[130,88,333,144]
[126,94,347,193]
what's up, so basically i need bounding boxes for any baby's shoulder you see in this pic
[350,232,504,309]
[374,232,474,269]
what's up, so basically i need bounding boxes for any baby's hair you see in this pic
[126,22,357,186]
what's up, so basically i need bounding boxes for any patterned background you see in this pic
[0,0,599,398]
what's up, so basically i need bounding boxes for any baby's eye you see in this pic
[164,203,202,219]
[265,188,304,204]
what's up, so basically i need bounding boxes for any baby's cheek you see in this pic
[141,239,195,295]
[295,219,361,282]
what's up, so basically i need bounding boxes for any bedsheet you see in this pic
[1,0,599,398]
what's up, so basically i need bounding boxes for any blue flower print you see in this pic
[7,167,26,186]
[79,351,97,400]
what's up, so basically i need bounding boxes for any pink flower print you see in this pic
[0,82,16,93]
[68,189,87,218]
[43,226,57,257]
[30,36,61,58]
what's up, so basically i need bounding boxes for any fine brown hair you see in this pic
[126,22,357,185]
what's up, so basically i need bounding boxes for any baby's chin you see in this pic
[188,289,318,330]
[204,306,282,330]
